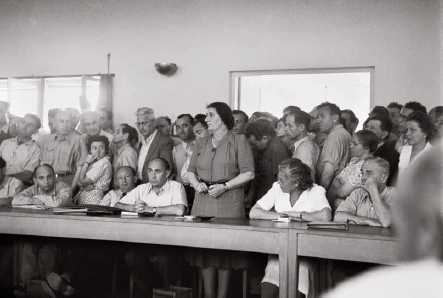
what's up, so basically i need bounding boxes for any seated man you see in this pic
[15,164,74,295]
[0,114,41,184]
[115,158,187,297]
[334,157,396,228]
[332,157,396,285]
[0,158,25,206]
[325,137,443,298]
[99,166,137,207]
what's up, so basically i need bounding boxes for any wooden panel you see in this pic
[297,233,399,264]
[0,215,281,254]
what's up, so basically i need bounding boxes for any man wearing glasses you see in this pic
[395,101,427,153]
[135,107,173,184]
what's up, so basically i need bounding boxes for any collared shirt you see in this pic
[119,179,187,208]
[137,130,157,179]
[99,189,125,207]
[37,131,88,174]
[336,186,397,219]
[173,140,194,185]
[317,124,352,179]
[113,143,138,174]
[398,142,433,177]
[77,156,112,205]
[0,176,25,198]
[291,136,320,178]
[12,181,72,207]
[0,137,41,176]
[0,123,8,134]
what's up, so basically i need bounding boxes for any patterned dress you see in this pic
[78,156,112,205]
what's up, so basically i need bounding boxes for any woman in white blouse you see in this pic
[398,111,434,178]
[250,158,332,298]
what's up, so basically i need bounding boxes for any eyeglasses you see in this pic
[135,120,154,127]
[397,113,408,121]
[277,176,296,185]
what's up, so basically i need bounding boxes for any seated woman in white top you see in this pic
[249,158,332,298]
[398,111,433,179]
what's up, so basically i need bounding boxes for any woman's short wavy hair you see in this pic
[87,135,110,154]
[355,130,378,153]
[207,102,234,130]
[406,111,434,141]
[278,158,314,191]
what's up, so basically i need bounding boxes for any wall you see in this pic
[0,0,441,126]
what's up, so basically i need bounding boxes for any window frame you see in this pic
[229,66,375,111]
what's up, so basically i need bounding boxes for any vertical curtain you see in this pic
[96,74,113,111]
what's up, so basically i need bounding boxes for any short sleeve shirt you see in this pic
[292,136,320,178]
[0,137,41,175]
[336,186,397,219]
[317,124,352,178]
[0,176,24,198]
[119,179,187,208]
[257,182,331,213]
[78,157,112,205]
[188,132,254,181]
[113,143,138,174]
[38,131,88,174]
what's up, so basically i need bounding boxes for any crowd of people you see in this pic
[0,98,441,297]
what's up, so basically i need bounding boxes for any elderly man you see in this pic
[37,110,88,190]
[334,157,396,227]
[79,111,113,144]
[135,107,174,184]
[232,110,249,135]
[245,120,289,206]
[332,157,396,285]
[173,114,196,205]
[327,145,443,297]
[366,115,399,185]
[285,110,320,178]
[97,107,114,134]
[100,166,136,207]
[65,107,81,135]
[0,114,41,184]
[14,164,73,295]
[116,158,187,297]
[316,102,352,191]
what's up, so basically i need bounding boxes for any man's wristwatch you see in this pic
[152,207,157,214]
[300,211,305,220]
[222,183,228,190]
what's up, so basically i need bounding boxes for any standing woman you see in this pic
[398,111,433,177]
[187,102,255,298]
[77,135,112,205]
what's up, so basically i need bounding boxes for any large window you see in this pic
[230,67,373,130]
[0,75,113,129]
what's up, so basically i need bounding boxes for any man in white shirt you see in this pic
[172,114,196,207]
[117,158,187,297]
[135,107,174,184]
